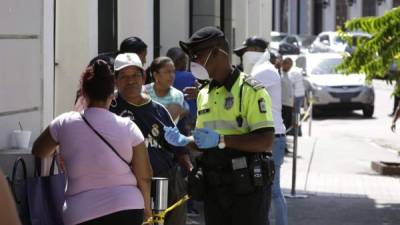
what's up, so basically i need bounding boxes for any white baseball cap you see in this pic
[114,53,143,72]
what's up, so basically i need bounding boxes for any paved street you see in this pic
[187,80,400,225]
[279,80,400,225]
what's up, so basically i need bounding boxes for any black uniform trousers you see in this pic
[282,105,293,134]
[203,182,271,225]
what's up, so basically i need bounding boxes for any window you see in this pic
[336,0,347,29]
[362,0,376,17]
[190,0,233,52]
[319,35,330,45]
[393,0,400,7]
[310,58,342,75]
[281,0,288,32]
[98,0,118,54]
[154,0,160,57]
[313,0,323,35]
[287,36,297,45]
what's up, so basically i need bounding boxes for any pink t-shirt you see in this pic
[49,107,145,225]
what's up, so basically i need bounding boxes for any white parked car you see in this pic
[308,31,371,54]
[295,53,375,117]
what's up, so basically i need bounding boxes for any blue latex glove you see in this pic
[193,128,219,149]
[163,126,190,146]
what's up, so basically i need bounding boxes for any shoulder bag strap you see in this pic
[81,114,131,167]
[11,157,27,203]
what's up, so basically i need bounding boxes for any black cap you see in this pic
[269,49,281,64]
[179,26,225,55]
[119,36,147,54]
[234,36,269,57]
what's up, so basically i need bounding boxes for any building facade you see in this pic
[0,0,272,168]
[273,0,400,35]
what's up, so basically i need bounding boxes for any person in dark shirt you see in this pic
[166,47,198,135]
[166,47,201,218]
[119,36,154,84]
[167,47,198,118]
[110,53,192,225]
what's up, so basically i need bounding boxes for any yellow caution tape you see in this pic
[142,194,190,225]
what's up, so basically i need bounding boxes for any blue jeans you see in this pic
[293,96,304,113]
[270,136,288,225]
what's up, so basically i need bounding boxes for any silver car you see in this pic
[308,31,371,54]
[295,53,375,117]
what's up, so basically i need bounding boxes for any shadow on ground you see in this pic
[189,190,400,225]
[283,189,400,225]
[311,110,377,121]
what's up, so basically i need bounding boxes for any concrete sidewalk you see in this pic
[279,136,400,225]
[186,135,400,225]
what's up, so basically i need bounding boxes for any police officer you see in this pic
[164,27,275,225]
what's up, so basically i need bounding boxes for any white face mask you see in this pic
[242,51,264,75]
[190,49,213,81]
[190,62,210,80]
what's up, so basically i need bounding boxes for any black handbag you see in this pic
[10,156,66,225]
[10,157,31,225]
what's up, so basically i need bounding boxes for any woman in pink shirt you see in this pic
[32,60,152,225]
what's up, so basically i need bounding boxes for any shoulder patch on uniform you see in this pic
[258,98,267,113]
[243,74,264,90]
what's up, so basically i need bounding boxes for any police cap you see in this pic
[179,26,225,55]
[234,36,269,57]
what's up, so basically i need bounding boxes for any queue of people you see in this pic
[5,26,294,225]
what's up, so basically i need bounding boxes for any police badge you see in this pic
[224,93,234,110]
[258,98,267,113]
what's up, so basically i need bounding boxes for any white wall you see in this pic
[0,0,44,149]
[261,0,272,40]
[323,0,336,31]
[160,0,190,56]
[118,0,154,63]
[348,0,362,19]
[377,0,393,16]
[273,0,281,31]
[43,0,55,126]
[231,0,271,64]
[287,0,298,34]
[299,0,313,35]
[232,0,248,47]
[247,0,271,39]
[55,0,98,116]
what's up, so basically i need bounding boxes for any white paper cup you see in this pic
[12,130,31,149]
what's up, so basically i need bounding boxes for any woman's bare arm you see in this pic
[131,142,153,220]
[0,170,21,225]
[32,127,58,158]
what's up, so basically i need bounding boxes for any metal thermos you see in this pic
[152,177,169,211]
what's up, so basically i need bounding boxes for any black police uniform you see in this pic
[180,26,275,225]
